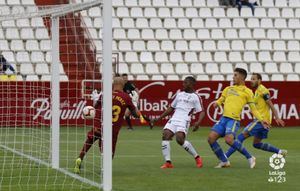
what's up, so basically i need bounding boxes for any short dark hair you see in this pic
[121,73,128,77]
[184,76,196,84]
[252,73,262,80]
[234,68,247,80]
[115,73,120,77]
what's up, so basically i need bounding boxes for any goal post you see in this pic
[0,0,113,190]
[51,15,60,170]
[102,0,113,190]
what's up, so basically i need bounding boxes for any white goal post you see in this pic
[0,0,112,190]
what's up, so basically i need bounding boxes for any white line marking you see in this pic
[0,144,102,189]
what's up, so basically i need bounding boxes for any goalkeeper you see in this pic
[121,73,152,130]
[74,77,144,174]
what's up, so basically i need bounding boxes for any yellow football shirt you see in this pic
[216,85,264,121]
[254,84,271,124]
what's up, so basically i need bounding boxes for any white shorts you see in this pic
[132,100,138,108]
[163,120,190,135]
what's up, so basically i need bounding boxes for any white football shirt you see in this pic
[170,91,203,122]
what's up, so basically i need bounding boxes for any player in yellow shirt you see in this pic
[225,73,287,159]
[208,68,270,168]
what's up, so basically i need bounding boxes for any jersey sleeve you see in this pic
[262,88,271,101]
[246,89,255,104]
[216,87,228,106]
[247,90,264,121]
[129,82,136,91]
[126,94,136,112]
[170,94,179,108]
[194,94,203,113]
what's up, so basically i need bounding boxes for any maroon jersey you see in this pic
[112,90,136,128]
[90,90,136,155]
[95,89,136,128]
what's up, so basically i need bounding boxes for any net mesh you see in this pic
[0,1,110,190]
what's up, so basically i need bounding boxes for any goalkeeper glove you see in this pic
[91,89,101,101]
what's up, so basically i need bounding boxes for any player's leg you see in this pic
[161,123,175,168]
[175,130,203,168]
[225,131,250,158]
[225,121,256,158]
[124,108,133,130]
[252,127,287,156]
[224,120,256,168]
[78,129,99,160]
[141,114,154,129]
[74,128,99,173]
[112,128,121,158]
[208,117,229,167]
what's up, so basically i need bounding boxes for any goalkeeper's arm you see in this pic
[130,90,139,107]
[91,89,102,108]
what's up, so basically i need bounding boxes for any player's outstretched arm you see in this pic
[91,89,101,108]
[151,106,175,125]
[128,107,141,119]
[214,87,228,108]
[266,99,285,127]
[192,111,205,132]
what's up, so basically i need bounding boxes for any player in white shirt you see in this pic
[151,76,205,169]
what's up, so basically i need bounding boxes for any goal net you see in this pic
[0,1,113,190]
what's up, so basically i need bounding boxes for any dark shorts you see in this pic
[243,120,269,139]
[87,125,121,155]
[211,116,240,137]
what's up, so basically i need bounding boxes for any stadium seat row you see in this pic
[117,62,300,75]
[114,40,300,51]
[112,28,300,40]
[120,72,300,81]
[71,0,300,8]
[85,17,300,29]
[109,7,300,18]
[120,51,300,63]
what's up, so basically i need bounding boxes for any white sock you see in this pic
[182,141,199,158]
[162,140,171,162]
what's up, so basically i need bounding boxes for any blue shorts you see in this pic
[211,116,240,137]
[243,120,269,139]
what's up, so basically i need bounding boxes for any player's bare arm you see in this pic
[151,106,175,124]
[128,107,141,119]
[192,111,205,132]
[266,99,285,127]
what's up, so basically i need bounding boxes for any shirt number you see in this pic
[112,105,121,122]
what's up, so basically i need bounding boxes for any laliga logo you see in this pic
[207,101,223,122]
[269,154,286,170]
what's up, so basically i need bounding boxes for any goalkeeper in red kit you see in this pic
[74,77,142,174]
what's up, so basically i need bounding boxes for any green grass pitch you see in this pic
[0,126,300,191]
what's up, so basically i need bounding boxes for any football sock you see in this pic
[182,141,199,158]
[230,140,252,159]
[162,140,171,162]
[125,116,132,129]
[209,141,228,162]
[225,133,246,158]
[253,142,280,153]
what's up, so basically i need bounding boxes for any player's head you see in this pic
[113,77,125,91]
[121,73,128,83]
[183,76,196,92]
[233,68,247,85]
[251,73,262,88]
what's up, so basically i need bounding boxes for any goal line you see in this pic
[0,140,102,189]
